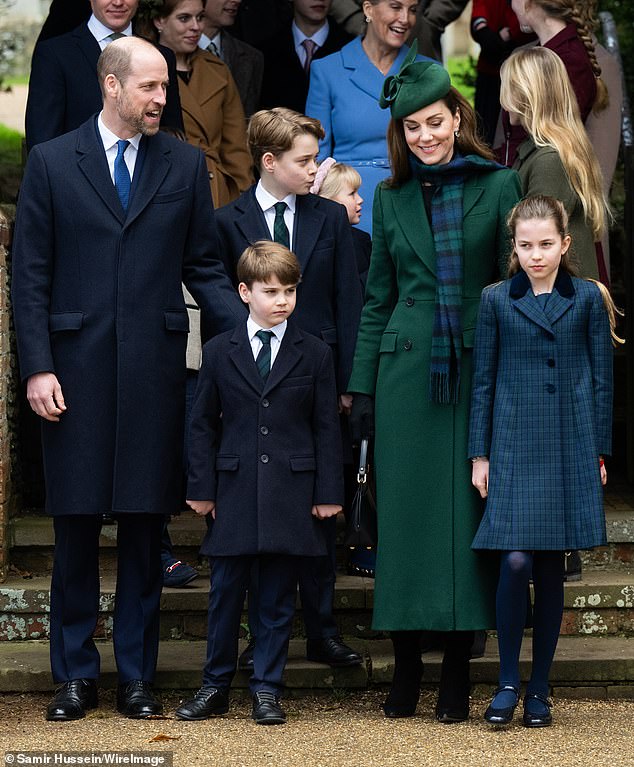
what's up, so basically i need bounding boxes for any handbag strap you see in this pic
[358,438,369,484]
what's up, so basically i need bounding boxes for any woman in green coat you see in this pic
[348,52,521,722]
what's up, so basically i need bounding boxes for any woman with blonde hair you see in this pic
[500,45,609,281]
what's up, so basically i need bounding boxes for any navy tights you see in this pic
[493,551,565,713]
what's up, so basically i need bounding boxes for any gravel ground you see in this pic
[1,691,633,767]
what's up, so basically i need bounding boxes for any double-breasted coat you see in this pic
[468,270,612,551]
[187,321,344,557]
[347,169,522,631]
[179,49,253,208]
[12,119,244,517]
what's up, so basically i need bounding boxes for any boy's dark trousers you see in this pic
[203,554,300,694]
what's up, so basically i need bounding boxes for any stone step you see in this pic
[1,570,633,641]
[0,636,632,698]
[10,501,634,575]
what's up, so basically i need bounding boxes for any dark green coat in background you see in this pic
[348,169,522,631]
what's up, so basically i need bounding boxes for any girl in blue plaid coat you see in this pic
[468,195,621,729]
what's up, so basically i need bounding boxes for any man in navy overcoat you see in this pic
[12,37,243,721]
[25,0,184,151]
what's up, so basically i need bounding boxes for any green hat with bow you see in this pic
[379,42,452,120]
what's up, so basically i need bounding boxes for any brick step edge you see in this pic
[0,637,633,696]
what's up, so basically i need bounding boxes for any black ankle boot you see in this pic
[383,631,423,718]
[435,631,472,723]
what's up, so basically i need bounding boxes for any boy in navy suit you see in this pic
[176,242,344,725]
[215,107,363,670]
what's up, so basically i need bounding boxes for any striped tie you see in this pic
[255,330,273,380]
[273,202,289,248]
[302,39,317,74]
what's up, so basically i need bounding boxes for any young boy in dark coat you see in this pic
[176,242,344,725]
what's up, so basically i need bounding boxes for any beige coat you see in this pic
[179,49,253,207]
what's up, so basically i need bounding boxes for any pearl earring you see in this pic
[365,16,371,23]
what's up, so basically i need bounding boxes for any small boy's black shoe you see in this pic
[522,693,553,728]
[252,691,286,725]
[484,685,520,725]
[238,638,255,670]
[175,686,229,720]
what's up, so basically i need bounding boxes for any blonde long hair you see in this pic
[500,46,609,240]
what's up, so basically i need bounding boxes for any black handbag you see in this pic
[344,439,377,550]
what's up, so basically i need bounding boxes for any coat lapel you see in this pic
[294,196,326,273]
[263,323,303,394]
[73,24,100,73]
[235,190,270,244]
[124,134,171,227]
[343,37,409,101]
[509,270,575,333]
[76,119,126,225]
[392,179,436,277]
[228,324,265,395]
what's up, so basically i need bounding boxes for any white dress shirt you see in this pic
[255,181,296,250]
[97,113,142,184]
[247,316,287,369]
[88,14,132,51]
[198,31,223,59]
[292,19,330,68]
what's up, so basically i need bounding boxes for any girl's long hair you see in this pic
[500,46,609,240]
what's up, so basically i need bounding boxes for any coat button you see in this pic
[546,384,556,394]
[260,426,269,435]
[403,340,412,350]
[547,358,556,367]
[260,454,269,463]
[261,398,270,408]
[405,297,415,306]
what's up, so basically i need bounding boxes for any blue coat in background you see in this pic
[306,37,432,234]
[468,270,613,551]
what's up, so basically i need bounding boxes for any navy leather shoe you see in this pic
[484,685,520,725]
[175,686,229,720]
[306,637,362,668]
[46,679,98,721]
[116,680,162,719]
[252,691,286,725]
[523,693,553,727]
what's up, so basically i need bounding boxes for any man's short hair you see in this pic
[97,36,157,97]
[237,240,302,287]
[247,108,324,170]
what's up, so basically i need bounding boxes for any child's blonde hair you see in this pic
[247,108,324,171]
[237,241,302,288]
[500,47,609,241]
[507,195,623,346]
[312,159,362,199]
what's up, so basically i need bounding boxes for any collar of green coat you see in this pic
[509,268,575,299]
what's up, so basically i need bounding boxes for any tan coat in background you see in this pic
[179,49,253,208]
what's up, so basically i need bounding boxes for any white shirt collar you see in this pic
[247,316,287,343]
[97,113,142,151]
[291,19,330,49]
[255,180,296,215]
[87,13,132,45]
[198,31,222,53]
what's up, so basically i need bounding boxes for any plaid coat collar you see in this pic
[509,269,575,334]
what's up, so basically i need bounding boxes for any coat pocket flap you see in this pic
[215,454,240,471]
[49,312,84,332]
[278,375,314,388]
[379,331,398,353]
[164,310,190,332]
[320,327,337,345]
[289,455,316,472]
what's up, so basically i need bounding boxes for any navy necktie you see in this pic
[255,330,273,380]
[114,139,131,211]
[273,202,290,248]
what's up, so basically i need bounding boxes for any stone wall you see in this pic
[0,205,17,583]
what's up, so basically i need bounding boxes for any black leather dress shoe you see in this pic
[175,686,229,720]
[252,691,286,725]
[46,679,98,721]
[116,680,162,719]
[238,638,255,671]
[306,637,363,668]
[523,693,553,728]
[484,685,520,725]
[435,703,469,724]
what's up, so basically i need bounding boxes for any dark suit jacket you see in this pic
[188,320,344,556]
[12,118,244,517]
[215,187,363,392]
[25,23,184,150]
[258,18,353,112]
[222,31,264,118]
